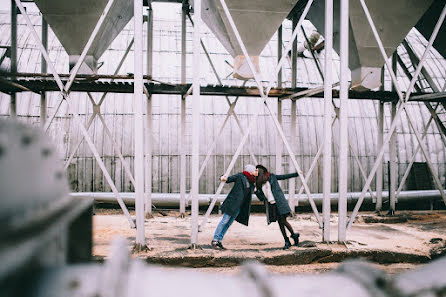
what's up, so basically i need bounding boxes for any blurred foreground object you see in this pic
[0,119,92,296]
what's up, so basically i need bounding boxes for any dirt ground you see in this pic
[93,209,446,275]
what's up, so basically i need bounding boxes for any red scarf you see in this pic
[243,171,256,184]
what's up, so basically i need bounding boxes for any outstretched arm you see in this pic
[221,174,238,183]
[276,172,299,180]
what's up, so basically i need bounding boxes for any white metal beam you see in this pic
[322,0,334,242]
[347,1,446,230]
[134,0,146,248]
[145,3,153,218]
[14,0,136,229]
[40,16,47,126]
[338,0,349,243]
[190,0,201,247]
[10,0,17,117]
[180,2,187,217]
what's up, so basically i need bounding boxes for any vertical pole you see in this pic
[389,53,398,215]
[134,0,146,249]
[10,0,17,117]
[338,0,349,243]
[322,0,333,242]
[180,2,187,217]
[292,16,298,88]
[190,0,201,247]
[376,69,384,212]
[290,17,298,214]
[40,17,48,126]
[289,99,297,214]
[276,100,282,174]
[144,3,153,218]
[276,24,283,178]
[277,25,282,87]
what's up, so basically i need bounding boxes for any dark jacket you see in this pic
[255,173,299,221]
[220,172,255,226]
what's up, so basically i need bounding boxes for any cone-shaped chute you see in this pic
[34,0,133,73]
[192,0,300,80]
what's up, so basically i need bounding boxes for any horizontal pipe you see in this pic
[70,190,445,208]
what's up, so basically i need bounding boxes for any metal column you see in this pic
[277,25,282,87]
[276,101,282,175]
[40,17,48,126]
[337,0,349,243]
[347,1,446,229]
[180,1,187,218]
[322,0,333,242]
[134,0,146,249]
[389,53,398,215]
[145,3,153,219]
[291,16,298,88]
[376,100,384,212]
[10,0,17,117]
[190,0,201,248]
[289,99,297,214]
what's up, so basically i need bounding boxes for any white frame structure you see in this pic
[5,0,446,248]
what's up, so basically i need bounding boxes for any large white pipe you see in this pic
[72,190,446,208]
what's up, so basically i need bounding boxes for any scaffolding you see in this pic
[1,0,446,249]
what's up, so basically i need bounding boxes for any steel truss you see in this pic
[5,0,446,246]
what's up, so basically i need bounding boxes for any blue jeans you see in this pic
[213,209,240,242]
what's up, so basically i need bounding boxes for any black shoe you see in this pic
[283,238,292,250]
[290,233,300,246]
[211,240,226,250]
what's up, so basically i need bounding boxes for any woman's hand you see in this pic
[221,175,228,182]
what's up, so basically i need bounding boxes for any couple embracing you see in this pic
[211,164,300,250]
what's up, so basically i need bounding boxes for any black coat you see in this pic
[220,172,255,226]
[255,173,299,219]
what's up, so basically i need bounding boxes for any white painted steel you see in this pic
[322,0,333,242]
[347,1,446,229]
[200,0,322,230]
[389,102,397,211]
[42,0,116,133]
[376,102,384,211]
[134,0,145,246]
[145,3,153,217]
[180,4,186,216]
[395,105,438,199]
[276,100,282,175]
[338,0,349,243]
[40,17,47,126]
[190,0,201,246]
[14,0,136,229]
[289,98,296,213]
[10,0,16,117]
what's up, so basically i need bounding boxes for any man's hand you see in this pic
[221,175,227,182]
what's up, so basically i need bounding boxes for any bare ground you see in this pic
[92,209,446,274]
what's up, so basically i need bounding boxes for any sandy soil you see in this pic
[92,209,446,274]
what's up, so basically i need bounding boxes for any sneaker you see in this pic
[211,240,226,250]
[216,241,226,250]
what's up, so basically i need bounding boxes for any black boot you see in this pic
[283,238,292,250]
[290,233,300,246]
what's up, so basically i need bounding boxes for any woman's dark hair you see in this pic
[255,164,269,189]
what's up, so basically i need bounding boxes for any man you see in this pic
[211,164,258,250]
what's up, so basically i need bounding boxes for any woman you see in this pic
[255,164,300,250]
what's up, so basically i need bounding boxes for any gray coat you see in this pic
[255,172,299,220]
[220,172,255,226]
